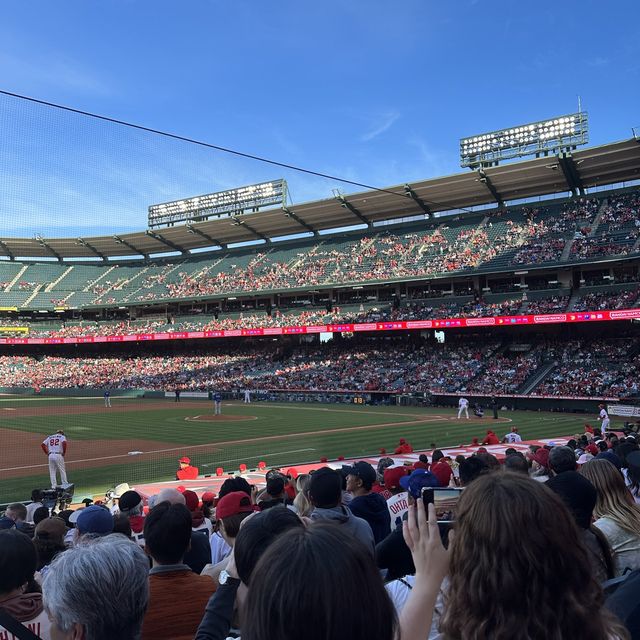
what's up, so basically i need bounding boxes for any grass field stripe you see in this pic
[0,416,442,472]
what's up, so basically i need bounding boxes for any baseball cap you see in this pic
[76,505,114,535]
[286,468,298,479]
[399,469,440,498]
[431,461,453,487]
[531,448,550,469]
[201,491,216,503]
[182,489,200,512]
[118,490,142,513]
[383,466,408,490]
[179,456,191,464]
[345,461,377,487]
[400,469,440,498]
[577,453,594,465]
[216,491,254,521]
[586,444,599,456]
[35,517,67,542]
[596,450,622,470]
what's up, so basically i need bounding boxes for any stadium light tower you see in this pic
[460,113,589,169]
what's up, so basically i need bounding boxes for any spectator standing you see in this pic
[308,467,374,553]
[4,503,35,538]
[399,473,629,640]
[25,489,45,523]
[43,535,149,640]
[241,524,397,640]
[546,471,615,582]
[581,458,640,576]
[0,529,52,639]
[346,461,392,544]
[119,490,146,547]
[196,507,304,640]
[202,491,255,583]
[142,502,216,640]
[549,445,578,476]
[183,490,213,537]
[154,488,211,574]
[384,467,410,529]
[258,476,286,510]
[33,517,67,577]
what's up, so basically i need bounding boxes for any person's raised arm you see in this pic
[399,500,450,640]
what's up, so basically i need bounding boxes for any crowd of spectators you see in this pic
[80,197,616,303]
[10,282,640,339]
[0,335,638,398]
[573,287,640,312]
[536,339,640,398]
[4,427,640,639]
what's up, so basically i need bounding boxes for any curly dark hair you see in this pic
[439,473,629,640]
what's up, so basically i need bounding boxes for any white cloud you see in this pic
[360,111,401,142]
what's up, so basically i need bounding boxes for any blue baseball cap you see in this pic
[399,469,441,498]
[76,505,114,535]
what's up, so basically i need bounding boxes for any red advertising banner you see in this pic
[0,308,638,346]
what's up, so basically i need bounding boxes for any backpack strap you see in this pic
[0,609,42,640]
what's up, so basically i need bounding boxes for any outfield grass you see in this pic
[0,397,613,503]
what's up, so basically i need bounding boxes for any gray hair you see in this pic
[156,488,186,505]
[121,502,144,517]
[43,534,149,640]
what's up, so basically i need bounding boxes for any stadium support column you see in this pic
[556,152,585,197]
[476,170,504,207]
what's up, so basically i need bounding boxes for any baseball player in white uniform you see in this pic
[41,429,68,488]
[598,404,610,437]
[503,427,522,444]
[457,397,470,419]
[243,388,251,404]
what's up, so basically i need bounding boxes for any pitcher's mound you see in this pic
[185,415,258,422]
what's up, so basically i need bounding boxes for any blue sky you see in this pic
[0,0,638,238]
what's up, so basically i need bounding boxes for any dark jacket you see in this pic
[349,492,391,544]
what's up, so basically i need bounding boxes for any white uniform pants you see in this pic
[215,401,222,415]
[49,453,68,488]
[244,391,251,403]
[105,397,111,407]
[601,418,610,436]
[458,406,469,419]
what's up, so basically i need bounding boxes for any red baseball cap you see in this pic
[431,461,453,487]
[384,466,408,490]
[179,456,191,464]
[182,489,200,512]
[216,491,255,521]
[201,491,216,503]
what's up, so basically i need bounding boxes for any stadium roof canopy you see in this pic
[2,138,639,260]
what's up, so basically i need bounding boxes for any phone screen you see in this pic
[421,487,462,522]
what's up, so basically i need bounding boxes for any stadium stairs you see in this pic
[518,361,558,395]
[587,199,610,237]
